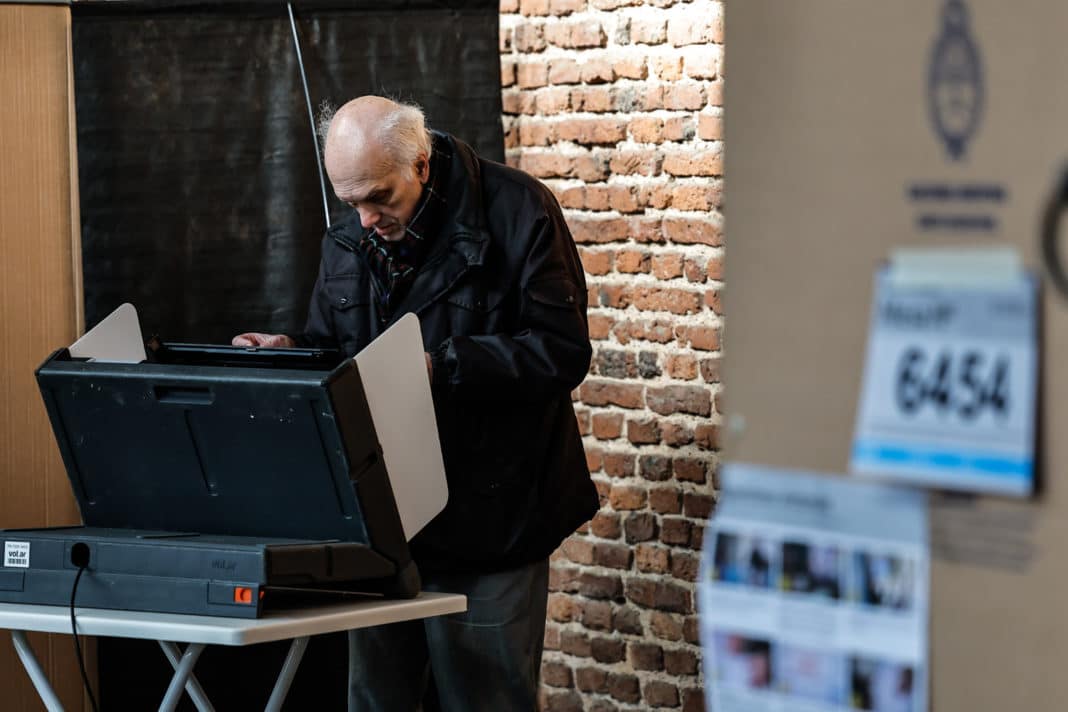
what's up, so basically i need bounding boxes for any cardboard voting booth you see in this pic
[2,308,447,618]
[724,2,1068,709]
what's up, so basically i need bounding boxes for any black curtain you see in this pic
[72,1,501,708]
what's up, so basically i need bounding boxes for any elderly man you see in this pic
[234,96,598,710]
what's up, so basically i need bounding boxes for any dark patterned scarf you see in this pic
[357,135,450,317]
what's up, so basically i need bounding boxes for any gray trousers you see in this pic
[348,558,550,712]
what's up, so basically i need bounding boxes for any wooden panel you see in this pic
[0,4,87,710]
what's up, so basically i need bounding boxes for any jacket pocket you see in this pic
[323,276,371,353]
[527,277,580,310]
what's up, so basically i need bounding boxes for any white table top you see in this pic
[0,593,466,646]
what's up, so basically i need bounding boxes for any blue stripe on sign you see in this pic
[852,441,1032,479]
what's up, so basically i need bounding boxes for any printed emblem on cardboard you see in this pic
[928,0,983,160]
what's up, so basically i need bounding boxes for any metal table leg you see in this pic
[263,636,310,712]
[159,641,215,712]
[11,630,64,712]
[158,642,206,712]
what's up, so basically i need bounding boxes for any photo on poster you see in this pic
[850,656,916,712]
[713,632,774,692]
[775,642,849,705]
[712,531,775,588]
[780,540,842,600]
[850,552,916,611]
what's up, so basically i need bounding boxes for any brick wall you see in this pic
[499,0,723,709]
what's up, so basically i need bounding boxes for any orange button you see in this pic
[234,587,253,604]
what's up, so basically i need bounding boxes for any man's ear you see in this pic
[416,154,430,184]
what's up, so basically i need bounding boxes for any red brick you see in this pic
[610,52,647,79]
[632,216,665,243]
[519,0,549,15]
[666,354,698,380]
[608,186,640,213]
[575,666,608,693]
[544,622,562,650]
[592,412,623,440]
[585,185,610,211]
[649,611,684,641]
[575,408,590,435]
[647,385,711,416]
[613,606,643,635]
[644,681,680,707]
[698,111,722,140]
[595,349,635,379]
[580,57,615,84]
[683,493,714,519]
[641,183,673,209]
[593,542,633,570]
[591,636,625,663]
[579,571,624,599]
[706,255,724,280]
[550,565,580,592]
[612,84,664,112]
[630,18,666,44]
[648,487,681,514]
[578,599,613,631]
[556,117,627,146]
[661,422,694,447]
[570,86,613,112]
[651,253,683,279]
[501,60,516,88]
[547,592,578,622]
[631,287,702,315]
[609,485,646,511]
[588,313,614,339]
[518,120,554,146]
[501,0,519,13]
[628,116,663,143]
[517,61,549,88]
[683,257,707,283]
[663,115,696,141]
[651,55,684,81]
[660,517,693,546]
[543,660,574,687]
[609,149,663,176]
[671,551,700,582]
[673,457,708,484]
[602,451,636,478]
[514,22,547,52]
[683,616,700,645]
[549,58,581,85]
[663,148,723,177]
[549,0,585,15]
[681,686,705,712]
[625,578,691,613]
[639,454,672,482]
[663,648,699,677]
[593,478,610,504]
[627,418,660,445]
[545,21,607,48]
[535,86,573,114]
[561,537,595,564]
[667,7,722,45]
[637,351,661,378]
[555,183,584,208]
[590,511,621,539]
[580,248,613,276]
[624,512,657,543]
[672,183,721,211]
[543,689,584,712]
[580,380,645,409]
[608,673,641,703]
[560,629,592,657]
[569,216,631,244]
[635,544,670,573]
[684,45,719,79]
[691,523,705,551]
[573,152,612,182]
[628,641,664,671]
[518,152,571,178]
[677,325,721,351]
[584,447,602,473]
[705,289,722,314]
[694,423,719,450]
[663,83,706,111]
[598,284,629,309]
[614,249,648,274]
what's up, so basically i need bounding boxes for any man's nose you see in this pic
[358,207,380,228]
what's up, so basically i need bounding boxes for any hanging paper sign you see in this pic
[851,254,1037,497]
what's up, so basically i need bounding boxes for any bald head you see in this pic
[324,96,431,186]
[323,96,433,241]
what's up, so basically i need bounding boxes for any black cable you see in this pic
[1041,164,1068,299]
[287,2,332,229]
[70,565,100,712]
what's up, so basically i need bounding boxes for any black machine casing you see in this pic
[1,347,419,618]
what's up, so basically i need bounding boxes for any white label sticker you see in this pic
[851,268,1037,496]
[4,541,30,568]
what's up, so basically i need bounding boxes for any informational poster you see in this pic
[851,254,1038,497]
[700,463,929,712]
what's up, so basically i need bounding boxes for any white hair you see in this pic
[318,97,432,178]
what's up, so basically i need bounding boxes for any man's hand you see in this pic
[231,333,296,348]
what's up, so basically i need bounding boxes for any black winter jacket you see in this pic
[299,132,599,572]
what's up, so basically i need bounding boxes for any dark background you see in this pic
[71,1,502,707]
